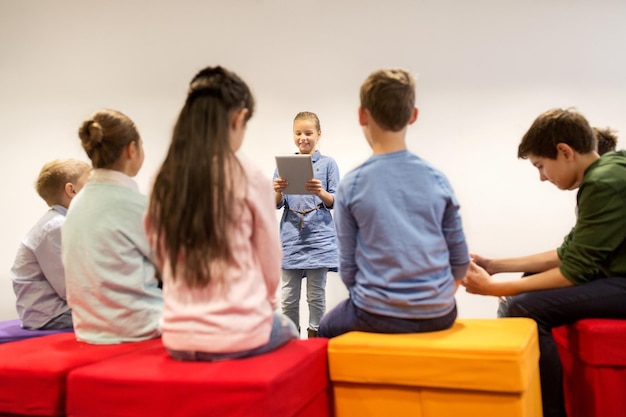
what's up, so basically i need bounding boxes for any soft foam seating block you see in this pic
[0,319,73,344]
[327,318,542,417]
[552,319,626,417]
[66,338,330,417]
[0,333,161,417]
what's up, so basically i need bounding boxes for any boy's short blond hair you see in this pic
[35,159,91,206]
[360,68,416,132]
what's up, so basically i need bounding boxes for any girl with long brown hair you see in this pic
[146,66,297,361]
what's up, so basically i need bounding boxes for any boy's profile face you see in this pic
[528,150,579,191]
[66,169,91,208]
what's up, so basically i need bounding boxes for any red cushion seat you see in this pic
[0,333,160,416]
[66,339,330,417]
[553,319,626,417]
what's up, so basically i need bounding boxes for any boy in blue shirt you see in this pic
[463,108,626,417]
[11,159,90,329]
[318,68,470,338]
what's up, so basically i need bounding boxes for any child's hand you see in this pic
[470,253,495,275]
[305,178,323,196]
[274,177,288,193]
[461,261,499,296]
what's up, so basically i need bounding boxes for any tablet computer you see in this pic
[275,154,314,195]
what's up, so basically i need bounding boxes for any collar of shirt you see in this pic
[51,204,67,216]
[296,150,321,162]
[90,169,139,193]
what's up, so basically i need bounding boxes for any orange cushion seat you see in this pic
[327,318,542,417]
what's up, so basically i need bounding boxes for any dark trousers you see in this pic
[505,277,626,417]
[318,296,457,338]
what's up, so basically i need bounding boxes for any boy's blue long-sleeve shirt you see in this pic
[335,150,469,319]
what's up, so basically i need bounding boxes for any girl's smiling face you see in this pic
[293,118,321,155]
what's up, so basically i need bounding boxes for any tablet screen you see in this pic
[275,154,315,195]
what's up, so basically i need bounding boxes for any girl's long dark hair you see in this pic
[148,66,254,288]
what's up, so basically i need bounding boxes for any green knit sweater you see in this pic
[558,150,626,284]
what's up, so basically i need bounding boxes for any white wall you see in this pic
[1,0,625,322]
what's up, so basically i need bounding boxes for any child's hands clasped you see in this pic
[461,261,495,295]
[470,253,496,275]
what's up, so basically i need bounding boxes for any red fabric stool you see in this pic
[66,339,330,417]
[0,333,161,417]
[553,319,626,417]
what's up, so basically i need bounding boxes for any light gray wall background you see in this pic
[1,0,625,325]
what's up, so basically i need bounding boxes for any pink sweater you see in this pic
[146,159,282,353]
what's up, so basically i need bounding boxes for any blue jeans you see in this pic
[497,296,511,318]
[318,296,457,338]
[281,268,328,331]
[498,272,532,318]
[504,277,626,417]
[167,313,298,362]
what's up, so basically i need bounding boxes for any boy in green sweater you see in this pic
[462,108,626,417]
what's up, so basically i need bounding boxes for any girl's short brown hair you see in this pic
[78,109,139,168]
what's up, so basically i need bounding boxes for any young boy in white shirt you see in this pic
[11,159,90,330]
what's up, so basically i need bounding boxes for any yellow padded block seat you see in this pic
[327,318,542,417]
